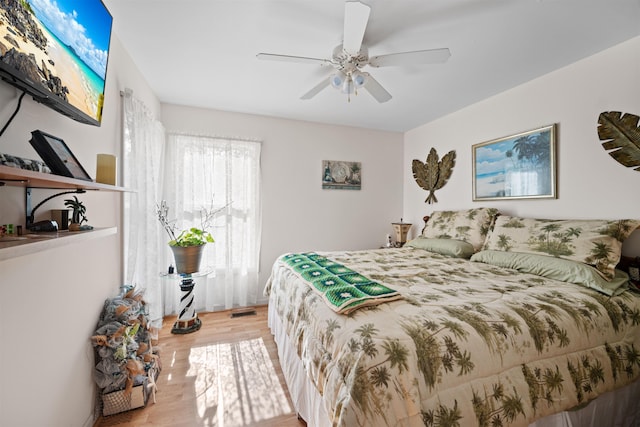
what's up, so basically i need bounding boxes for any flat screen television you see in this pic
[0,0,113,126]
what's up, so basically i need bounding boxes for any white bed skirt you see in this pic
[268,302,640,427]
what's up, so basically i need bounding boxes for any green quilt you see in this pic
[281,253,402,314]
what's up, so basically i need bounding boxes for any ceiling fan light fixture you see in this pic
[330,72,346,89]
[352,71,367,88]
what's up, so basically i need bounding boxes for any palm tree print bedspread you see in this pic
[264,247,640,427]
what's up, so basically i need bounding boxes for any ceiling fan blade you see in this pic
[343,1,370,55]
[369,48,451,67]
[362,73,392,103]
[257,53,331,66]
[301,77,330,100]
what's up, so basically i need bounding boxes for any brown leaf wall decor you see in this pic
[412,148,456,204]
[597,111,640,171]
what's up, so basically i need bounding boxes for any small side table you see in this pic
[160,269,211,334]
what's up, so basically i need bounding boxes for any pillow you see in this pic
[482,216,640,281]
[406,237,475,259]
[422,208,499,252]
[471,250,630,296]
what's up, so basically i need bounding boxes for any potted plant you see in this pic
[156,200,227,274]
[64,196,93,231]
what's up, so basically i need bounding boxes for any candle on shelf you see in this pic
[96,154,116,185]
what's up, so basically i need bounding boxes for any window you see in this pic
[162,133,262,312]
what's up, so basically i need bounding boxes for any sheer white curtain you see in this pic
[162,132,262,313]
[121,88,166,328]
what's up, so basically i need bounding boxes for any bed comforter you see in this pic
[264,247,640,427]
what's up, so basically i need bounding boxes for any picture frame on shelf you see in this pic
[29,130,92,181]
[472,124,557,201]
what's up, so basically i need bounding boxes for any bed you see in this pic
[265,209,640,427]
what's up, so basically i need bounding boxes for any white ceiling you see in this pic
[103,0,640,132]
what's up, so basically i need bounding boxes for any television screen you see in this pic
[0,0,113,126]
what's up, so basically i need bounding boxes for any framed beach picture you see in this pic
[472,124,556,201]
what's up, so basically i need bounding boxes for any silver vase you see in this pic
[170,244,205,274]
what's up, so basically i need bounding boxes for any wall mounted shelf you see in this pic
[0,165,129,191]
[0,165,131,261]
[0,227,117,261]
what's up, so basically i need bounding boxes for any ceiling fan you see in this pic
[256,1,451,103]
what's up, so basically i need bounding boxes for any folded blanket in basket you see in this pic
[281,252,402,314]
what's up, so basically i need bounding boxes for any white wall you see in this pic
[0,36,159,427]
[404,36,640,256]
[161,104,404,298]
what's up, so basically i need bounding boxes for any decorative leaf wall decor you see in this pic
[412,148,456,204]
[597,111,640,171]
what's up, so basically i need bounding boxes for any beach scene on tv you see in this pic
[0,0,112,122]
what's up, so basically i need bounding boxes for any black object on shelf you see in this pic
[28,220,58,232]
[29,130,92,181]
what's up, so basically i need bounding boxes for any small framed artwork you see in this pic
[29,130,92,181]
[472,124,556,201]
[322,160,361,190]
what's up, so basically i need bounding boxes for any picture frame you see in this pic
[29,130,92,181]
[472,124,556,201]
[322,160,361,190]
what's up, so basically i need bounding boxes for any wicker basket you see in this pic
[101,363,159,416]
[102,379,149,416]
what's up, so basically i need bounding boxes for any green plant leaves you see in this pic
[597,111,640,171]
[64,196,88,224]
[171,227,214,246]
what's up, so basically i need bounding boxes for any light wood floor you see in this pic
[95,305,305,427]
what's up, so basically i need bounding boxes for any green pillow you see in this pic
[406,237,475,259]
[471,250,630,296]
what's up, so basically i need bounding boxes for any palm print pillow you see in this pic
[483,215,640,280]
[422,208,499,252]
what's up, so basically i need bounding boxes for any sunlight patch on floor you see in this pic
[187,338,292,426]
